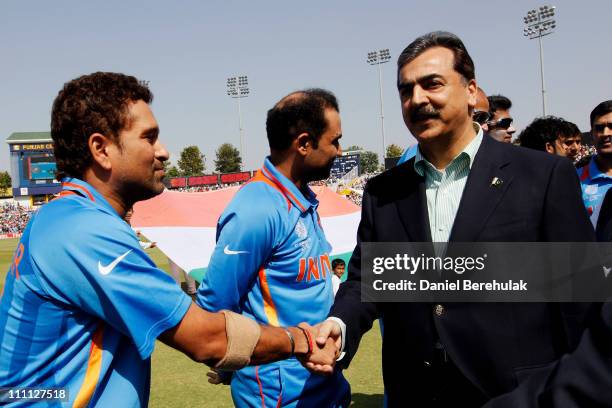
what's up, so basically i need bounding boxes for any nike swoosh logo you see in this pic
[224,245,249,255]
[98,250,133,275]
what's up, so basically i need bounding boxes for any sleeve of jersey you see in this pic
[196,187,281,312]
[29,209,191,360]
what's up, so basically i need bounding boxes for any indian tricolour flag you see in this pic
[131,185,360,282]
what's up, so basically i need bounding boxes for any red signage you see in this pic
[188,175,218,186]
[170,177,187,188]
[220,172,251,184]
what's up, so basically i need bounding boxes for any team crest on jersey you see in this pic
[295,219,308,239]
[585,185,598,195]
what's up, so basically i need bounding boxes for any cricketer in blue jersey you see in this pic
[578,100,612,227]
[0,73,338,407]
[198,89,351,407]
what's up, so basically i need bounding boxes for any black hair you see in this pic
[51,72,152,179]
[332,259,345,269]
[488,95,512,115]
[397,31,475,86]
[518,116,580,151]
[266,88,339,151]
[590,100,612,126]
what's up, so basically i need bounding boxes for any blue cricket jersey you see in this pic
[578,157,612,227]
[396,145,418,166]
[0,178,191,407]
[196,158,350,408]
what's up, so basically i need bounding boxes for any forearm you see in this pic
[161,303,313,367]
[250,326,310,365]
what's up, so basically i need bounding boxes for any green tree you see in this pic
[214,143,242,173]
[177,146,205,176]
[344,145,363,153]
[0,171,11,190]
[386,144,404,158]
[360,151,379,173]
[342,145,379,173]
[163,161,180,178]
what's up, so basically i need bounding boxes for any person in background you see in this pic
[577,100,612,226]
[331,258,346,296]
[518,116,582,163]
[487,94,516,143]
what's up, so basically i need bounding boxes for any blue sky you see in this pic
[1,0,610,172]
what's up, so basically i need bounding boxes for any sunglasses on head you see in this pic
[594,122,612,132]
[487,117,513,130]
[472,110,491,125]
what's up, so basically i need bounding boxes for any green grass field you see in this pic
[0,238,384,407]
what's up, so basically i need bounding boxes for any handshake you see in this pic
[207,319,343,385]
[296,320,343,375]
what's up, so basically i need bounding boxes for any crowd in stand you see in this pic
[0,203,36,234]
[174,182,245,192]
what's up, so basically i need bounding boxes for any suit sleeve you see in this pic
[542,157,595,242]
[330,184,380,367]
[485,301,612,408]
[195,195,278,313]
[596,189,612,242]
[486,157,612,407]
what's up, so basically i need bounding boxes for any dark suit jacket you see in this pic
[596,188,612,242]
[331,135,601,406]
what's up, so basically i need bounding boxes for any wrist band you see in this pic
[296,326,313,355]
[284,328,295,357]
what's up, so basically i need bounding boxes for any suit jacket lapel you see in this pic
[449,135,513,242]
[393,162,433,242]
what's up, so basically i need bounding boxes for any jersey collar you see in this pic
[261,157,317,213]
[60,177,121,216]
[587,156,612,182]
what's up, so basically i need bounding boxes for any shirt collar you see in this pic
[60,177,121,215]
[261,157,317,213]
[588,156,612,181]
[414,122,483,177]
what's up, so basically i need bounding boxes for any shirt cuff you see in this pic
[326,316,346,361]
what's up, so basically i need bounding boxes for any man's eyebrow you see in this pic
[398,73,443,90]
[142,126,159,137]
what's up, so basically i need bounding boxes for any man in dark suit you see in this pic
[311,31,602,407]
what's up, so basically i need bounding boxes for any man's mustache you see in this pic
[409,106,440,122]
[597,136,612,146]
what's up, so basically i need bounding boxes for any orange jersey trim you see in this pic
[580,165,590,182]
[260,167,307,213]
[73,322,104,408]
[62,182,95,202]
[258,267,280,326]
[51,190,80,202]
[247,170,291,211]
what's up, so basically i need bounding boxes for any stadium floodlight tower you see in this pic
[367,48,391,162]
[523,5,556,116]
[226,75,250,169]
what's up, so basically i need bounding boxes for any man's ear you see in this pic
[466,79,478,110]
[295,132,311,157]
[545,142,555,155]
[88,133,114,170]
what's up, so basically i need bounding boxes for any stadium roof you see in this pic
[6,132,51,144]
